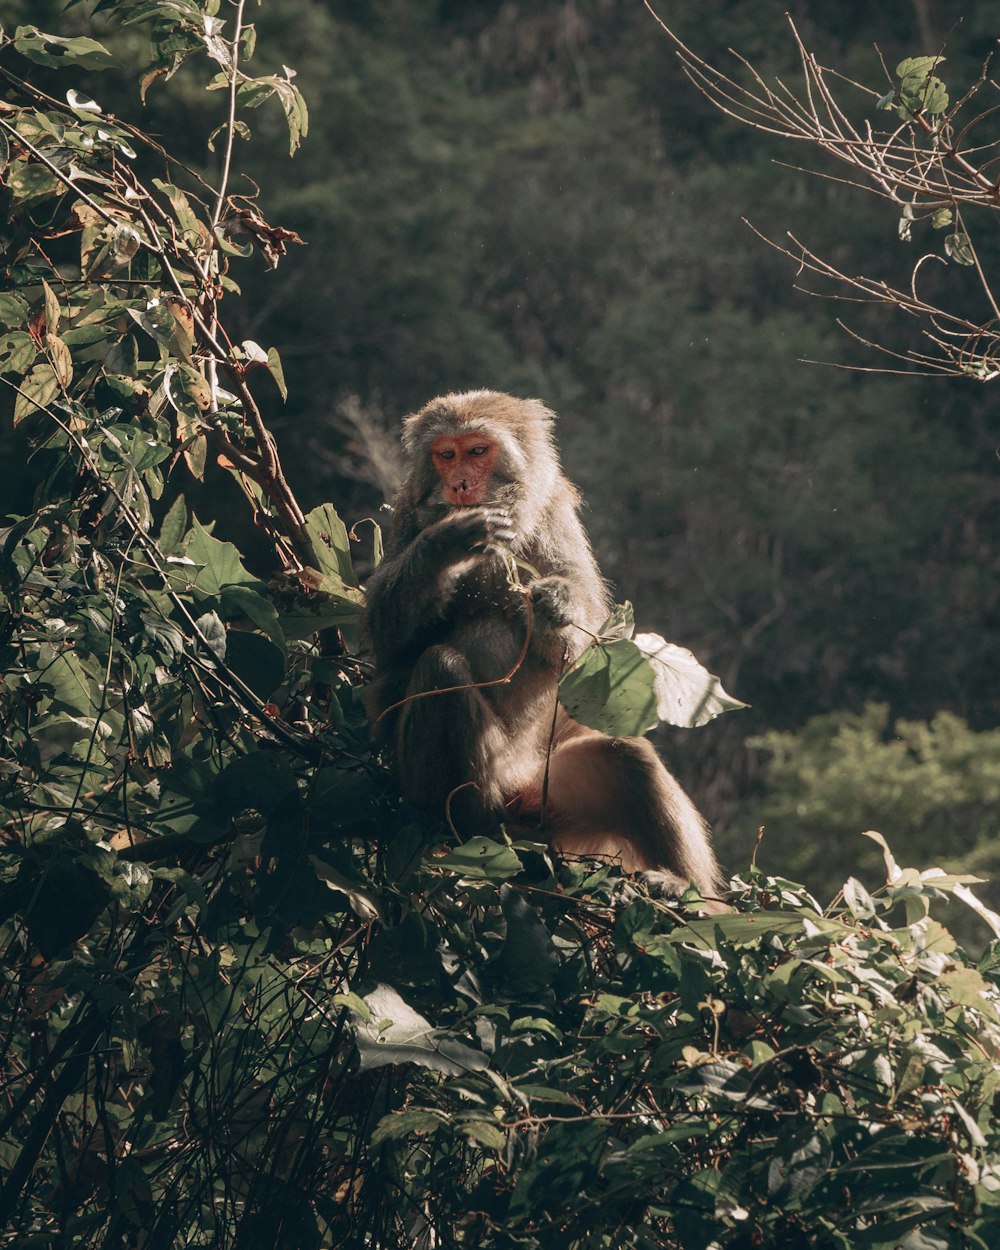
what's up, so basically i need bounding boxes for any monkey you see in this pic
[362,390,723,906]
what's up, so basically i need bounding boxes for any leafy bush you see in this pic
[2,6,1000,1248]
[747,705,1000,940]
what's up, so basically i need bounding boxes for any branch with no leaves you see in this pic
[644,3,1000,380]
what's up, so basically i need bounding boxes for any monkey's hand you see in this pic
[528,575,575,627]
[424,506,516,565]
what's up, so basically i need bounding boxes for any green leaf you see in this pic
[427,837,524,882]
[13,362,59,425]
[302,503,362,598]
[0,292,30,328]
[559,638,657,736]
[152,179,204,242]
[945,231,975,266]
[843,876,877,920]
[168,363,212,420]
[151,866,208,914]
[66,89,102,115]
[13,26,116,70]
[39,650,99,717]
[330,991,371,1022]
[17,859,112,958]
[111,859,153,909]
[459,1120,506,1150]
[277,599,364,639]
[0,331,37,376]
[237,72,309,155]
[128,297,195,362]
[508,1120,607,1220]
[895,57,949,118]
[7,161,60,206]
[193,609,226,662]
[266,345,287,401]
[635,632,747,727]
[513,1084,582,1107]
[370,1109,445,1147]
[308,855,381,922]
[219,585,286,650]
[41,280,60,336]
[767,1124,832,1202]
[48,336,73,388]
[158,494,189,554]
[669,910,851,950]
[172,516,265,598]
[628,1124,713,1153]
[496,892,560,992]
[896,56,944,80]
[862,829,903,883]
[354,984,488,1075]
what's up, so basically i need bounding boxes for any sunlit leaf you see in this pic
[13,362,59,425]
[266,345,287,401]
[635,632,748,727]
[944,231,975,266]
[354,984,488,1075]
[300,503,364,604]
[13,25,116,70]
[427,837,524,882]
[0,331,37,376]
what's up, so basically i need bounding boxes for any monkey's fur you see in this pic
[363,390,722,904]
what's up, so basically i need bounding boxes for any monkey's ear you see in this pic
[401,413,423,458]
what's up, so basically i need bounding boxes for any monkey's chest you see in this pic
[450,568,522,620]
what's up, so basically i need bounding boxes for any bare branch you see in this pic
[645,3,1000,380]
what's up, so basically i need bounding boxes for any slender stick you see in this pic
[211,0,248,233]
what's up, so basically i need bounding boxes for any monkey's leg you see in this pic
[395,644,509,831]
[535,732,723,905]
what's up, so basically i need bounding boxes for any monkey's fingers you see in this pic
[483,507,516,546]
[436,506,497,551]
[468,507,516,552]
[530,575,574,625]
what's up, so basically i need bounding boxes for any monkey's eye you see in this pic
[436,448,456,461]
[467,445,490,457]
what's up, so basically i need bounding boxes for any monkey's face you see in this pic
[430,432,498,507]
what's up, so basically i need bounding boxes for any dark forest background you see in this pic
[4,0,999,907]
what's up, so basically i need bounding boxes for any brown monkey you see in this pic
[363,390,722,904]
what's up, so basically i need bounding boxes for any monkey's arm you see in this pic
[526,493,611,646]
[364,507,515,664]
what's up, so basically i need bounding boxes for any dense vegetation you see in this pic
[6,0,998,902]
[1,2,999,1247]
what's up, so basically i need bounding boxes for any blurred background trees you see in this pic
[4,0,997,908]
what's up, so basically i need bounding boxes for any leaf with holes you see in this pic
[13,25,116,70]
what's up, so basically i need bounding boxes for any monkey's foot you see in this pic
[642,869,729,914]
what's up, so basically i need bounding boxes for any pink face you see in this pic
[430,433,498,506]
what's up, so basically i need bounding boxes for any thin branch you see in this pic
[211,0,248,233]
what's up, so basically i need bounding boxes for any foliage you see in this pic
[2,5,1000,1249]
[559,603,745,736]
[747,705,1000,943]
[24,0,990,774]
